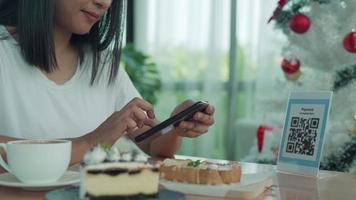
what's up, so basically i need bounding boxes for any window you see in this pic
[133,0,285,160]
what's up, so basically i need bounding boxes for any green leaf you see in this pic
[121,43,161,105]
[187,160,202,167]
[100,144,111,153]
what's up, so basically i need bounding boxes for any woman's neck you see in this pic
[54,25,73,56]
[44,25,79,85]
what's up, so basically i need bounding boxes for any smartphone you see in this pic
[134,101,209,143]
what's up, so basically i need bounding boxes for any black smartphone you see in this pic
[134,101,209,143]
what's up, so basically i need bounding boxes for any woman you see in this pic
[0,0,215,172]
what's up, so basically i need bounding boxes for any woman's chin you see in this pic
[72,26,94,35]
[73,30,91,35]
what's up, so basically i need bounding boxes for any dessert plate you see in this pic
[0,171,80,190]
[44,187,185,200]
[160,172,273,199]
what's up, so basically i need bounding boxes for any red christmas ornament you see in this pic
[281,58,300,74]
[289,13,311,34]
[278,0,287,7]
[257,126,265,153]
[343,31,356,53]
[257,125,274,153]
[281,58,301,81]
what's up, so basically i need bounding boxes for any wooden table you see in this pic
[0,156,355,200]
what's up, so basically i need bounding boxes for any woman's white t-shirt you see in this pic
[0,26,140,139]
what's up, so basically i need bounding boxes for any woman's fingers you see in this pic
[142,119,155,128]
[168,100,215,139]
[178,121,209,135]
[205,105,215,115]
[175,104,214,137]
[127,97,156,129]
[175,129,203,138]
[193,112,215,125]
[131,97,155,119]
[132,107,147,128]
[93,98,157,145]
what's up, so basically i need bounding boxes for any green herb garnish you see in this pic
[100,144,111,153]
[187,160,202,167]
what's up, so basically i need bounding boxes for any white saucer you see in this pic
[0,171,80,190]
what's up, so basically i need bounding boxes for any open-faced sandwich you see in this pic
[160,159,241,185]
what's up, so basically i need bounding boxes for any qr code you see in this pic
[285,117,319,156]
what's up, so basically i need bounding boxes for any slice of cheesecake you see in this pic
[80,162,159,199]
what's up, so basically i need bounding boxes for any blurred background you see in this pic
[123,0,287,161]
[123,0,356,173]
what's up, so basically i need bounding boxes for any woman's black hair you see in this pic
[0,0,126,85]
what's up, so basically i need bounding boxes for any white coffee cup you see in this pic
[0,139,71,184]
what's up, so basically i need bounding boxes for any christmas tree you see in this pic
[249,0,356,172]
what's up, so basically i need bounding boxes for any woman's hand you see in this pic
[87,97,156,146]
[171,100,215,137]
[130,99,214,158]
[71,98,156,166]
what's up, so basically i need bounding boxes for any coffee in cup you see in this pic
[0,139,71,184]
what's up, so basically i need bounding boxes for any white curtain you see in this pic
[234,0,286,118]
[234,0,287,159]
[134,0,285,160]
[250,1,288,124]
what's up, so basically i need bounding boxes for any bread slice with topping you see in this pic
[160,159,241,185]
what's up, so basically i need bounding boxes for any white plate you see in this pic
[0,171,80,190]
[160,172,273,199]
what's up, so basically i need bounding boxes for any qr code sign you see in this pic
[285,117,319,156]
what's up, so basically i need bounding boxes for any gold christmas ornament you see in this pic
[348,115,356,135]
[284,70,302,81]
